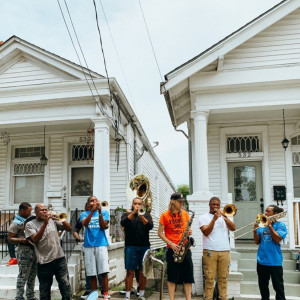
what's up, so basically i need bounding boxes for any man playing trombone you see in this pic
[199,197,235,300]
[254,205,287,300]
[121,197,153,300]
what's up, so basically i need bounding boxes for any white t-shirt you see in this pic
[199,212,230,251]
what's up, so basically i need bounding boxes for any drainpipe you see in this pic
[133,127,137,174]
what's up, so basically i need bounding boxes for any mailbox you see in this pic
[273,186,286,205]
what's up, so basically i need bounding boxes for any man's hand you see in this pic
[170,242,181,253]
[188,228,192,236]
[91,202,99,212]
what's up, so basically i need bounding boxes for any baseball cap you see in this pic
[170,192,184,201]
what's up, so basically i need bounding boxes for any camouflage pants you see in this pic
[16,247,37,300]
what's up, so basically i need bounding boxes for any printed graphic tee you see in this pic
[159,210,190,247]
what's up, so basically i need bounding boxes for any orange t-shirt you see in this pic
[159,210,190,247]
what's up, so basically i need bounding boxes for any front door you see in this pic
[228,161,263,239]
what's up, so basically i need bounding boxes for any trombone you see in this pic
[217,204,237,222]
[233,211,287,239]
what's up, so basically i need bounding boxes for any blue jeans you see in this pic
[37,257,71,300]
[85,270,102,292]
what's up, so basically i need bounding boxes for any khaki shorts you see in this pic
[84,246,110,276]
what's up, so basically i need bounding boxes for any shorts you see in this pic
[84,246,110,276]
[125,246,150,270]
[166,248,194,284]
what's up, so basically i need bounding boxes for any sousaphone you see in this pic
[126,174,152,212]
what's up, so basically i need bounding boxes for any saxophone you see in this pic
[173,210,196,263]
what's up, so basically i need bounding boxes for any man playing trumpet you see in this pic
[121,197,153,300]
[25,203,72,300]
[80,195,110,300]
[199,197,235,300]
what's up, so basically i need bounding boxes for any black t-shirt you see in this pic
[120,212,153,247]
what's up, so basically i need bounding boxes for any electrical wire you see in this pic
[138,0,163,82]
[99,0,135,109]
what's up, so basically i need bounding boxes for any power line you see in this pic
[138,0,163,82]
[99,0,136,109]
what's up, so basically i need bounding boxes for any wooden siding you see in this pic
[224,8,300,70]
[109,139,127,209]
[207,127,221,197]
[0,58,67,88]
[0,144,7,207]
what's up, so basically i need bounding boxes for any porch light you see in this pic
[40,126,48,166]
[281,109,289,151]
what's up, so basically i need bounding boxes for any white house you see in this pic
[0,35,175,295]
[162,0,300,297]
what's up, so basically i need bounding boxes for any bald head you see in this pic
[35,203,48,220]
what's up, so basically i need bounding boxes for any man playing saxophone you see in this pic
[199,197,235,300]
[158,193,194,300]
[254,205,287,300]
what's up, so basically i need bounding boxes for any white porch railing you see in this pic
[292,199,300,248]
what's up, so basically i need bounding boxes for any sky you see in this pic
[0,0,281,187]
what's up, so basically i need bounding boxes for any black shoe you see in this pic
[136,286,140,296]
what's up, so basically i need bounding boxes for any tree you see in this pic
[177,184,190,210]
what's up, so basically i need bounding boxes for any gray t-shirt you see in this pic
[25,218,65,264]
[8,221,32,250]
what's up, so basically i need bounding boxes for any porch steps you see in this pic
[0,252,80,299]
[234,245,300,300]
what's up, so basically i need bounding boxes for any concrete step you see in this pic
[0,285,62,300]
[235,295,300,300]
[238,250,293,260]
[238,258,296,270]
[239,268,300,283]
[240,281,300,297]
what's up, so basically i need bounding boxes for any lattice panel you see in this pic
[293,152,300,165]
[227,136,260,153]
[14,163,44,175]
[72,145,94,161]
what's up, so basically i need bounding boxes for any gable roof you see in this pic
[0,35,104,81]
[162,0,300,92]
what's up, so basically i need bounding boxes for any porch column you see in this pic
[191,110,213,198]
[93,118,110,203]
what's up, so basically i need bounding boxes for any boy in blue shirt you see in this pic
[254,205,287,300]
[80,195,110,300]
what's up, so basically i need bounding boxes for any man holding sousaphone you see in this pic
[121,197,153,300]
[199,197,236,300]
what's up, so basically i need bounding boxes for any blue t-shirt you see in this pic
[257,221,287,266]
[79,210,109,247]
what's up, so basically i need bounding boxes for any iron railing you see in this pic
[0,209,17,259]
[61,208,82,261]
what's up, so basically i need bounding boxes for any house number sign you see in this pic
[79,136,92,143]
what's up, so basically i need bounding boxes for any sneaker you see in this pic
[99,295,111,299]
[6,258,18,265]
[136,286,140,297]
[103,295,110,300]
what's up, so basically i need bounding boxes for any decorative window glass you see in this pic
[13,163,44,204]
[234,166,256,201]
[227,136,260,153]
[291,135,300,145]
[71,167,93,196]
[15,147,45,158]
[72,145,94,161]
[293,152,300,165]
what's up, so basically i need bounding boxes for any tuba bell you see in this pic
[126,174,152,213]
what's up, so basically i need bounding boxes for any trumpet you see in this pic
[49,212,68,222]
[233,211,287,239]
[138,207,146,216]
[101,201,108,208]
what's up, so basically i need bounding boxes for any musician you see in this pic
[25,203,72,300]
[199,197,235,300]
[121,197,153,300]
[73,201,103,298]
[8,202,37,300]
[158,193,194,300]
[254,205,287,300]
[80,195,110,300]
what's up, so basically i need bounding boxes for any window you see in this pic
[71,167,93,196]
[292,150,300,198]
[292,135,300,145]
[227,136,260,153]
[13,163,44,204]
[72,145,94,161]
